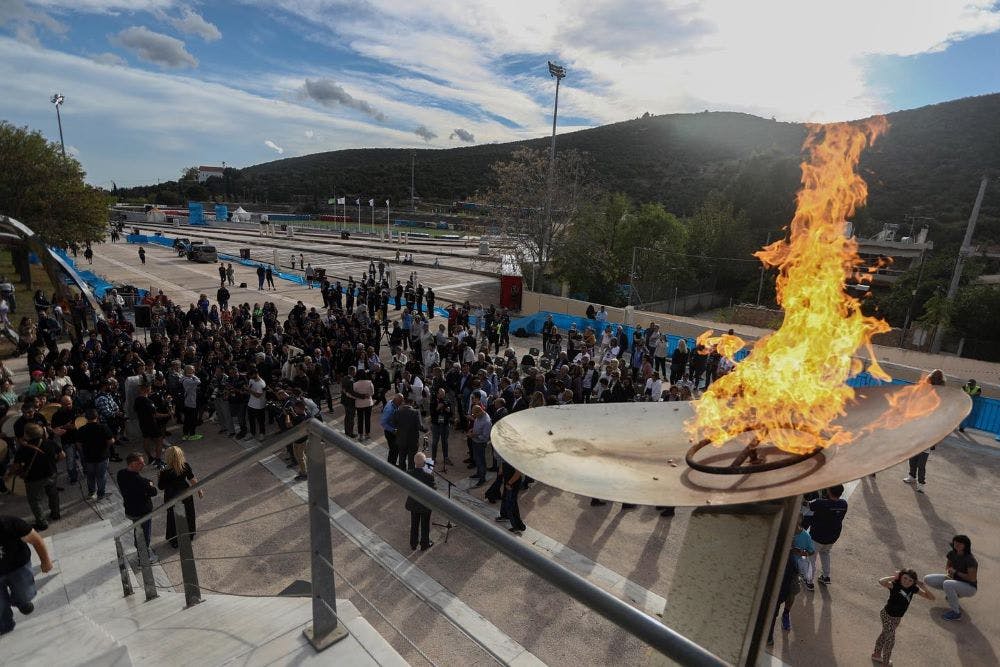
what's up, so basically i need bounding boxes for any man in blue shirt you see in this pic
[806,484,848,587]
[380,394,403,468]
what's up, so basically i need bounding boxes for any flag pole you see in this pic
[386,200,390,240]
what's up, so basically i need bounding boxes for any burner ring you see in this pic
[685,427,824,475]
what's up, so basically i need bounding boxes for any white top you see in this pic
[247,377,267,409]
[353,380,374,408]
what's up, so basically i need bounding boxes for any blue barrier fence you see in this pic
[512,311,999,435]
[51,247,116,298]
[126,234,448,317]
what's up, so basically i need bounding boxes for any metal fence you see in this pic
[112,420,728,666]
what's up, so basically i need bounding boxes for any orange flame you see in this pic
[687,118,938,454]
[696,330,746,360]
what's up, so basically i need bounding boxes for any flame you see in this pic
[868,375,942,432]
[696,330,746,361]
[687,118,939,454]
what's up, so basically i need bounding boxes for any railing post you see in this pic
[134,523,158,601]
[175,503,202,607]
[303,431,348,651]
[115,536,134,597]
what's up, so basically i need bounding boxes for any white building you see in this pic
[197,165,225,183]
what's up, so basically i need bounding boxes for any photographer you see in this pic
[428,388,453,470]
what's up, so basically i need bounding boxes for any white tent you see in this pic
[145,207,166,223]
[232,206,252,222]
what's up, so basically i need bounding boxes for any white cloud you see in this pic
[111,26,197,69]
[167,8,221,42]
[264,139,284,154]
[304,129,315,139]
[0,0,67,45]
[263,0,1000,123]
[0,37,423,185]
[90,51,125,66]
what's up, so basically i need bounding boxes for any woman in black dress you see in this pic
[158,445,203,548]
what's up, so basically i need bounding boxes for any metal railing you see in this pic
[112,419,729,665]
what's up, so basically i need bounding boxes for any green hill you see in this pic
[125,93,1000,245]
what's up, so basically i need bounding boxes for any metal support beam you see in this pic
[303,433,348,651]
[134,524,158,602]
[114,537,133,598]
[175,504,202,608]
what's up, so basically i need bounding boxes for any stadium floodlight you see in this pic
[51,93,66,157]
[547,61,566,79]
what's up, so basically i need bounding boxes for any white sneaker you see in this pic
[87,493,97,500]
[902,476,915,484]
[916,482,925,493]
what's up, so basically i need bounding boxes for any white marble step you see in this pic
[13,512,409,666]
[49,519,131,608]
[224,599,409,667]
[0,603,127,666]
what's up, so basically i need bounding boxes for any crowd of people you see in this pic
[0,240,985,656]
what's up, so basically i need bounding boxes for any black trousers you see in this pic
[247,407,265,436]
[343,404,355,435]
[165,496,197,547]
[409,511,431,549]
[908,451,930,483]
[386,431,399,466]
[183,406,198,437]
[357,406,372,436]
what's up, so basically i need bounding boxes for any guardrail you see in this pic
[112,419,729,665]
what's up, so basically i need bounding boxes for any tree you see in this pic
[682,192,756,293]
[0,121,109,245]
[482,147,597,290]
[551,194,688,305]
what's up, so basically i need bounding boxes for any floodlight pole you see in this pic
[930,174,987,353]
[51,94,66,157]
[541,61,566,294]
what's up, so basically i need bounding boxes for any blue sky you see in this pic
[2,0,1000,188]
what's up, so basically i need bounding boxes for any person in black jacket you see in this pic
[392,400,427,471]
[405,452,437,551]
[157,446,202,548]
[13,424,64,531]
[117,452,158,560]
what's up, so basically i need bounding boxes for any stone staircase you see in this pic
[2,519,408,666]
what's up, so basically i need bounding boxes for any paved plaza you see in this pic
[1,239,996,666]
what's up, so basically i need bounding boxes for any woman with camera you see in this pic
[353,370,375,440]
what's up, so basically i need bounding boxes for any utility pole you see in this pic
[629,246,638,307]
[51,94,65,157]
[410,152,415,212]
[756,232,772,305]
[930,174,988,353]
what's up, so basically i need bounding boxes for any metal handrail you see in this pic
[304,419,728,666]
[111,419,728,665]
[112,433,284,539]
